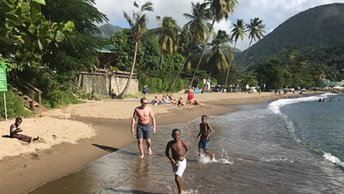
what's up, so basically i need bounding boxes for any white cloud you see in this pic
[94,0,344,50]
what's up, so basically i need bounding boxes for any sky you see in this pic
[94,0,344,50]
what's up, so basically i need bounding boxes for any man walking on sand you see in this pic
[165,129,189,194]
[131,97,156,158]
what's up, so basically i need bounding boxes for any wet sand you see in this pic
[0,93,279,193]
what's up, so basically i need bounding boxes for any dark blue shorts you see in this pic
[136,123,152,139]
[198,138,210,150]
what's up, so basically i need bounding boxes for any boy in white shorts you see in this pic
[165,129,189,194]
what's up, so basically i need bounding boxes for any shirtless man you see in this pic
[196,115,215,160]
[165,129,189,194]
[131,97,156,158]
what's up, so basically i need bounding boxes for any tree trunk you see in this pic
[227,39,253,86]
[223,42,237,91]
[188,20,216,87]
[166,55,189,92]
[118,41,139,99]
[236,39,253,70]
[159,53,164,78]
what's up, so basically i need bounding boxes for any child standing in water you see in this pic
[196,115,215,160]
[165,128,189,194]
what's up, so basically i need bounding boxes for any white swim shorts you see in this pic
[173,158,187,177]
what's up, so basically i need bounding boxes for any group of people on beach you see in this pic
[131,97,214,194]
[148,87,200,108]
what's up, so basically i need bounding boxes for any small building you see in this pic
[76,45,138,96]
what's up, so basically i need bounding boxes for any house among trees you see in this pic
[76,45,138,97]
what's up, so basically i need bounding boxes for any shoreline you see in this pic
[0,92,281,193]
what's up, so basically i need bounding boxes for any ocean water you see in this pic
[30,94,344,194]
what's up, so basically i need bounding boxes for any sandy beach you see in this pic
[0,91,282,193]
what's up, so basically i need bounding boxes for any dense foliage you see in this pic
[2,0,344,118]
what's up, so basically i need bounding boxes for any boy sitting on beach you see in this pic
[10,117,39,143]
[196,115,215,160]
[165,128,189,194]
[177,97,186,107]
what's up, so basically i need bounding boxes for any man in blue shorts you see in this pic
[131,97,156,158]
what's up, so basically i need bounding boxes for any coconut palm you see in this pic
[183,2,210,46]
[236,17,265,69]
[183,2,210,86]
[223,19,246,90]
[156,16,180,77]
[187,0,238,87]
[207,30,231,74]
[117,1,153,99]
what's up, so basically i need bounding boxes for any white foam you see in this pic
[268,93,335,114]
[323,152,344,167]
[198,152,233,164]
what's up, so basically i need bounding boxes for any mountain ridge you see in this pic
[241,3,344,67]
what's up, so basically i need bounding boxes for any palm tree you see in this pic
[166,28,201,92]
[207,30,231,74]
[117,1,153,99]
[183,2,211,87]
[156,16,180,77]
[223,19,246,90]
[236,17,265,69]
[187,0,238,87]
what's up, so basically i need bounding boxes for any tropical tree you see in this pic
[183,2,211,86]
[223,19,246,90]
[42,0,108,73]
[237,17,265,68]
[0,0,74,70]
[166,27,200,91]
[255,59,284,90]
[187,0,238,87]
[118,1,154,99]
[156,16,180,77]
[207,30,231,74]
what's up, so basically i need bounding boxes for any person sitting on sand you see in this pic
[165,128,189,194]
[186,87,200,105]
[161,95,171,104]
[177,97,186,107]
[196,115,215,160]
[10,117,39,143]
[151,96,161,105]
[168,94,177,104]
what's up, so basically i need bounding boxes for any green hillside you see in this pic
[97,23,122,38]
[242,3,344,68]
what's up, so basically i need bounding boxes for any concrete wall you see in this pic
[78,71,138,96]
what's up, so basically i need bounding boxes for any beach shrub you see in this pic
[161,79,170,92]
[171,79,187,92]
[43,89,79,108]
[145,78,162,93]
[0,90,33,119]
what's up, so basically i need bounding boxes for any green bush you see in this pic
[161,79,170,92]
[171,79,187,92]
[0,90,33,119]
[44,89,80,108]
[145,78,162,93]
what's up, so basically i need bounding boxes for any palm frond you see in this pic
[141,1,153,12]
[123,11,134,27]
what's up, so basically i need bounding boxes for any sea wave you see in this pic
[323,152,344,168]
[268,93,335,114]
